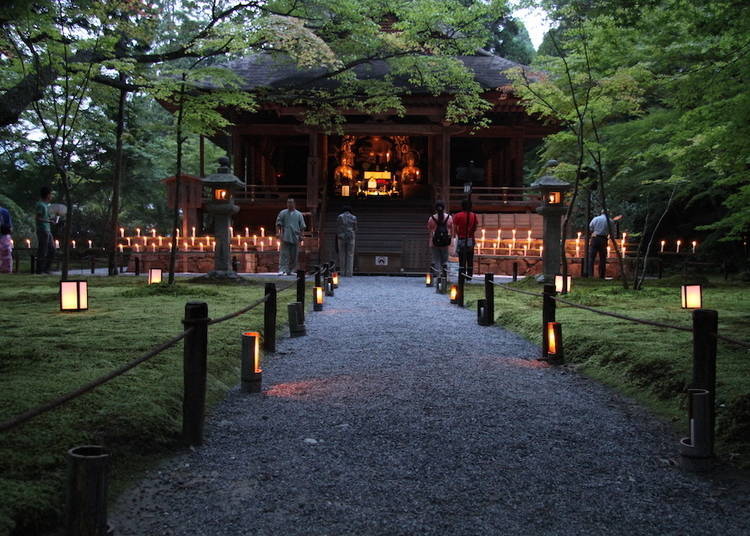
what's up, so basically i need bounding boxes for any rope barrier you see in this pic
[1,273,314,433]
[551,294,693,333]
[490,279,545,298]
[487,279,750,348]
[713,333,750,349]
[0,328,193,433]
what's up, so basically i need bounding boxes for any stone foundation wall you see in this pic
[476,255,623,278]
[128,250,311,274]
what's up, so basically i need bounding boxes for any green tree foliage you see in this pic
[520,0,750,259]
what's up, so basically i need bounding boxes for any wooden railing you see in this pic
[448,186,542,208]
[223,185,308,205]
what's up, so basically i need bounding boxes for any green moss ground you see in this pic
[463,276,750,468]
[0,275,300,536]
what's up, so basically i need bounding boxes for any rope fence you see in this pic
[0,328,193,433]
[0,268,322,435]
[489,278,750,348]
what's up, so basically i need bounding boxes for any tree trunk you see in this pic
[60,172,72,281]
[167,77,187,285]
[108,73,127,276]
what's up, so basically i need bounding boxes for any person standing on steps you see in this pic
[427,200,453,278]
[336,205,357,277]
[35,186,56,274]
[452,198,478,277]
[588,209,622,279]
[276,197,306,275]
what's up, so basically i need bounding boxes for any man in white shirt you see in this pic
[588,210,622,279]
[276,198,306,275]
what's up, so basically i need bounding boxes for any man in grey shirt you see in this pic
[336,205,357,277]
[588,210,622,279]
[276,198,306,275]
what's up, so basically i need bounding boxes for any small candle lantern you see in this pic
[341,185,350,197]
[325,276,335,297]
[555,274,572,294]
[545,322,564,363]
[240,331,262,393]
[681,284,703,309]
[332,272,340,288]
[213,188,229,201]
[148,268,162,285]
[313,286,324,311]
[425,273,433,287]
[60,280,88,312]
[449,284,459,304]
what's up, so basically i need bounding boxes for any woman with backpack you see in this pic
[427,200,453,277]
[452,198,478,277]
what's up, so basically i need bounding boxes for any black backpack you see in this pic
[431,215,451,247]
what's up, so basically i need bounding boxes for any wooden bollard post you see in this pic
[65,445,111,536]
[457,268,466,307]
[541,284,556,359]
[691,309,718,449]
[680,388,713,471]
[263,283,277,353]
[182,302,208,446]
[296,269,306,322]
[30,254,36,274]
[134,256,140,276]
[288,302,306,337]
[90,256,96,274]
[512,262,518,282]
[484,273,495,325]
[314,266,321,288]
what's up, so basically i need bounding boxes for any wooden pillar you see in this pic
[307,132,320,210]
[512,136,524,187]
[440,130,450,203]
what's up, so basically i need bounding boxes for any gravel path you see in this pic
[111,276,750,535]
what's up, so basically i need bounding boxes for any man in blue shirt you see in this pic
[588,210,622,279]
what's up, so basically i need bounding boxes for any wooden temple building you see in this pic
[146,52,580,275]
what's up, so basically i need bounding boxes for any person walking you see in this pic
[275,197,306,275]
[336,205,357,277]
[427,200,453,278]
[35,186,56,274]
[588,209,622,279]
[452,198,478,277]
[0,205,12,272]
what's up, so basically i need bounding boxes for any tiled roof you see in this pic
[223,53,529,93]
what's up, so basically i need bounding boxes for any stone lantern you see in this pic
[202,157,244,277]
[531,172,571,284]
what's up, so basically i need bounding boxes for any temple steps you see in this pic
[318,198,433,272]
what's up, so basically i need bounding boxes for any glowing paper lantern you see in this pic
[555,274,572,294]
[240,331,262,393]
[425,273,433,287]
[313,286,324,311]
[449,284,459,303]
[545,322,563,363]
[681,285,702,309]
[60,280,88,312]
[148,268,162,285]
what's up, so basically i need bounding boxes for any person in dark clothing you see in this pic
[35,186,56,274]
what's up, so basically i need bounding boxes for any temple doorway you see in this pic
[327,135,429,200]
